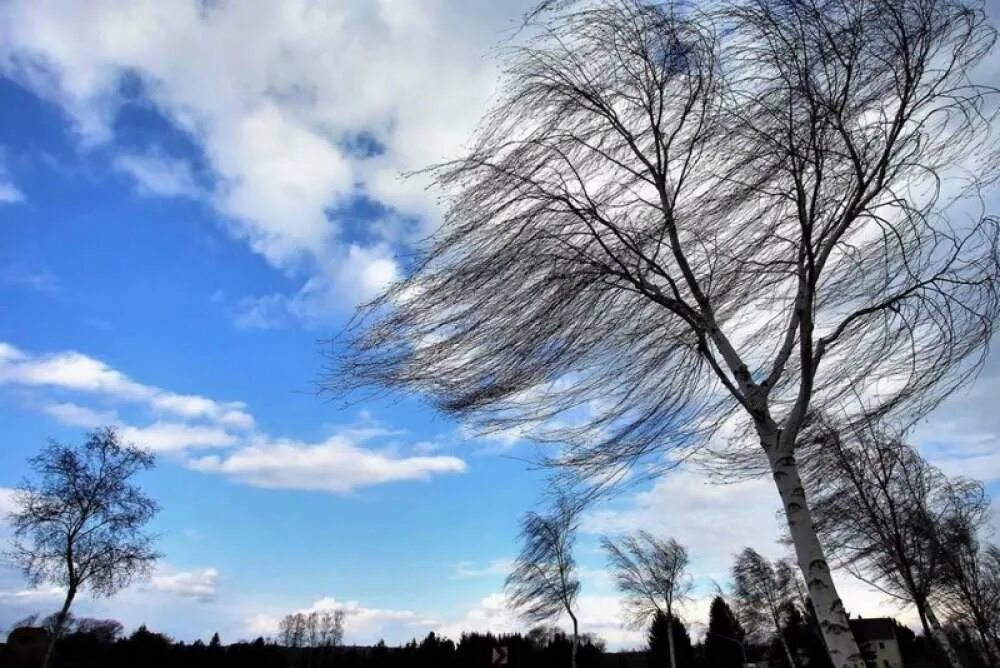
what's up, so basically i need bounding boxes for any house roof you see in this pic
[849,617,897,642]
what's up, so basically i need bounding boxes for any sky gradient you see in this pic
[1,0,999,651]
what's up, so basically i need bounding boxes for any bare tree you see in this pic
[602,531,691,668]
[4,427,160,668]
[332,1,1000,665]
[731,548,799,668]
[506,498,581,668]
[278,609,345,667]
[802,424,965,667]
[933,479,1000,664]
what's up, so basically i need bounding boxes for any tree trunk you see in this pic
[924,605,963,668]
[971,611,999,666]
[779,632,796,668]
[666,614,676,668]
[766,438,863,668]
[570,613,579,668]
[42,584,76,668]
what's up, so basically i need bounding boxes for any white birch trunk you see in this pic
[766,437,863,668]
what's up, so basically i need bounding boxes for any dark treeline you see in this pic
[1,624,605,668]
[3,605,961,668]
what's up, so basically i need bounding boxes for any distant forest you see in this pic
[2,602,972,668]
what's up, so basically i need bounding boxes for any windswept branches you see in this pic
[731,548,799,667]
[933,479,1000,663]
[506,497,581,668]
[801,420,984,666]
[334,0,1000,481]
[331,2,1000,665]
[602,531,691,628]
[603,531,690,668]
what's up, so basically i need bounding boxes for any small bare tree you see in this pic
[802,424,965,667]
[4,427,159,668]
[506,498,581,668]
[602,532,691,668]
[333,1,1000,664]
[731,548,799,668]
[279,608,345,667]
[933,479,1000,664]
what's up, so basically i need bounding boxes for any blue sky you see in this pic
[1,0,999,650]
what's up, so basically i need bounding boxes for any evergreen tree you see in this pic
[648,612,694,668]
[703,597,745,668]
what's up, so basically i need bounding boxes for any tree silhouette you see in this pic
[648,611,693,668]
[602,531,691,668]
[506,498,581,668]
[802,423,969,666]
[5,427,160,668]
[731,548,798,667]
[703,596,746,668]
[934,489,1000,666]
[331,2,1000,664]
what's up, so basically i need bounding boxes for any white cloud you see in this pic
[0,0,518,315]
[0,150,22,204]
[0,347,151,399]
[435,591,646,649]
[581,466,926,633]
[120,421,236,452]
[114,150,201,198]
[245,596,431,645]
[147,567,219,602]
[233,243,401,329]
[148,394,254,430]
[0,342,466,491]
[0,487,17,519]
[452,559,514,579]
[584,469,786,581]
[188,433,467,494]
[0,584,65,604]
[0,342,255,430]
[0,182,22,203]
[39,401,118,428]
[1,266,58,294]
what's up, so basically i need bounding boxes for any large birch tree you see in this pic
[332,1,1000,665]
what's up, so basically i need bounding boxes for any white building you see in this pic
[849,618,905,668]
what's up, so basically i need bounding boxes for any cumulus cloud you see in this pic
[0,341,467,490]
[582,466,927,631]
[120,421,237,452]
[188,433,467,494]
[114,150,202,198]
[0,341,255,430]
[584,469,786,581]
[39,401,118,428]
[0,0,520,315]
[147,567,219,602]
[233,243,401,329]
